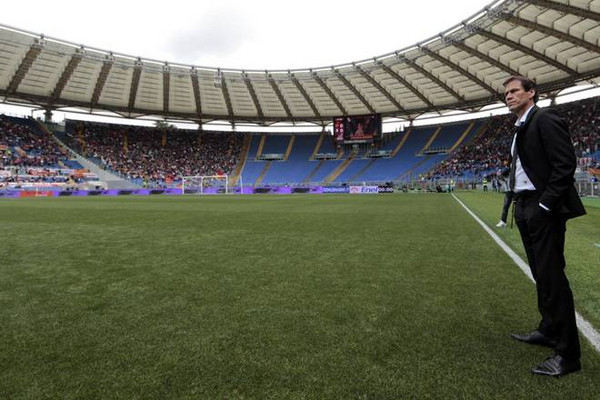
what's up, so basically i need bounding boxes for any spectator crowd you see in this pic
[64,122,244,187]
[3,94,599,189]
[1,116,66,169]
[1,115,76,188]
[429,96,600,180]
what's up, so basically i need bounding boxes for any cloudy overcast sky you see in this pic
[2,0,493,70]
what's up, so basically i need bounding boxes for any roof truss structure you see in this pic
[1,0,599,126]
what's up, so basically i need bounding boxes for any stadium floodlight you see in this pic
[182,175,229,195]
[214,69,223,88]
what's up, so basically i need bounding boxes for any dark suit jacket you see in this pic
[513,105,586,219]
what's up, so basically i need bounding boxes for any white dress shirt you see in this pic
[511,105,536,193]
[511,105,550,210]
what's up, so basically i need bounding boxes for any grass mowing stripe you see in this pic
[452,193,600,353]
[2,195,600,398]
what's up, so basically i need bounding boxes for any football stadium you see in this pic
[1,0,600,398]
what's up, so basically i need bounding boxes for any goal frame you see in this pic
[182,175,229,195]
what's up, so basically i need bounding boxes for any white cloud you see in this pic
[1,0,492,69]
[165,7,254,66]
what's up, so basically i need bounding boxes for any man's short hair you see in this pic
[503,75,539,103]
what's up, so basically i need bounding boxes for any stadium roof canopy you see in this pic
[1,0,599,127]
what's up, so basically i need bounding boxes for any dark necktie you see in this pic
[508,130,519,190]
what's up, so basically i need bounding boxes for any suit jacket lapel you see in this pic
[517,105,539,135]
[515,105,539,158]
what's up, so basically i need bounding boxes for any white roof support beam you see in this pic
[354,64,405,114]
[267,73,294,121]
[333,69,376,114]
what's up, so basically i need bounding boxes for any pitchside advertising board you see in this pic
[347,186,394,194]
[322,187,350,193]
[0,185,394,198]
[349,186,378,194]
[323,186,394,194]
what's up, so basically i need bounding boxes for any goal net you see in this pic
[182,175,229,195]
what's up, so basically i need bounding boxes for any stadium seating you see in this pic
[0,116,67,169]
[0,116,110,190]
[62,122,243,187]
[235,121,482,186]
[259,135,321,184]
[430,97,599,181]
[6,95,592,189]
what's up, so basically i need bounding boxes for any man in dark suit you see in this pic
[503,75,586,377]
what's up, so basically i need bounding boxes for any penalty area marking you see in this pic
[452,194,600,354]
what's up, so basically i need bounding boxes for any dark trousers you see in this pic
[514,192,580,360]
[500,190,514,223]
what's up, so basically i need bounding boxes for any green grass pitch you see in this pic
[1,193,599,399]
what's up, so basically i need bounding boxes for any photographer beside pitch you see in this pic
[503,75,586,377]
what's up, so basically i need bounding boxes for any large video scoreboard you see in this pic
[333,114,382,143]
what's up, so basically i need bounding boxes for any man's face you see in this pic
[504,80,535,116]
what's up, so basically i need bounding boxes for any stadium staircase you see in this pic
[349,159,376,182]
[254,162,272,186]
[310,134,325,160]
[471,121,490,143]
[418,127,441,155]
[303,160,325,183]
[324,152,356,183]
[396,155,433,181]
[255,134,266,159]
[72,155,138,189]
[448,121,476,152]
[283,135,295,161]
[230,135,252,186]
[391,128,412,157]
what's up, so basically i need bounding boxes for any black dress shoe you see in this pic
[531,354,581,377]
[510,330,557,348]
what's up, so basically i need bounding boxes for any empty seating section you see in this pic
[425,123,471,153]
[242,133,345,186]
[411,154,448,178]
[289,135,320,161]
[260,135,320,184]
[261,135,289,157]
[383,122,481,181]
[333,159,372,183]
[239,161,266,185]
[308,160,344,183]
[241,135,268,184]
[380,131,405,151]
[359,158,404,182]
[462,121,484,148]
[244,122,486,186]
[317,135,338,154]
[261,161,308,185]
[247,135,263,160]
[361,127,437,182]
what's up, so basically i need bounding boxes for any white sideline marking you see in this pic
[452,194,600,354]
[595,243,600,248]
